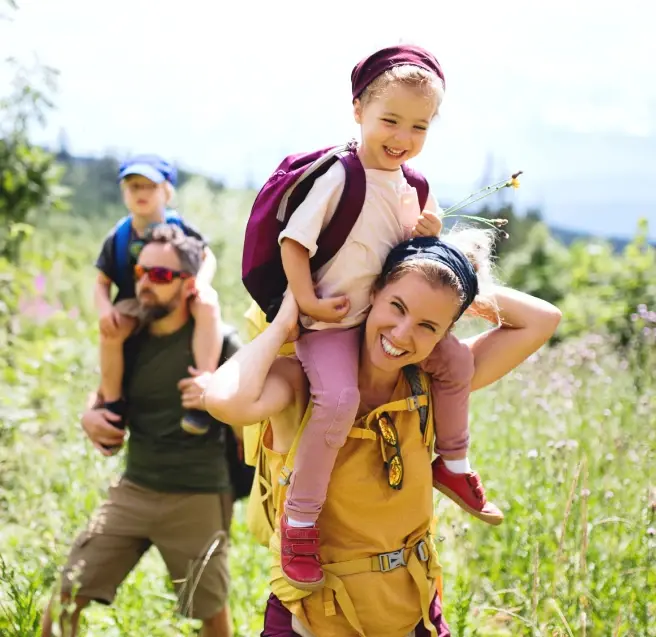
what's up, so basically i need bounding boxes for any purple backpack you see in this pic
[242,140,429,321]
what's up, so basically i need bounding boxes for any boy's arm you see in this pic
[196,246,217,287]
[94,272,114,317]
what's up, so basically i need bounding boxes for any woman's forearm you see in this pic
[467,286,562,391]
[203,319,292,425]
[489,286,561,329]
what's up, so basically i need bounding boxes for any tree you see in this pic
[0,57,68,261]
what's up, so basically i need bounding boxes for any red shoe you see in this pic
[432,457,504,526]
[280,515,325,591]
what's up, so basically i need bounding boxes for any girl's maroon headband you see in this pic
[350,44,445,101]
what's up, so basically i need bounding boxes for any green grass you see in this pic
[1,206,654,636]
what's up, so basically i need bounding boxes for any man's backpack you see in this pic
[112,210,185,292]
[241,140,429,322]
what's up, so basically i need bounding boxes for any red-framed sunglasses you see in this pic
[133,264,192,284]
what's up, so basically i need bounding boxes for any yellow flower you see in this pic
[510,176,520,189]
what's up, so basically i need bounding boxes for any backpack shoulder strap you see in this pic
[277,405,313,488]
[164,209,184,227]
[401,164,430,211]
[311,145,366,271]
[402,365,429,438]
[113,215,133,293]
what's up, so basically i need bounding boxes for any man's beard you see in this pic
[143,303,175,322]
[138,291,180,323]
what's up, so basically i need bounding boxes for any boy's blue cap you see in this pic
[117,154,177,186]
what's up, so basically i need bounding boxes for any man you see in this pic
[42,224,233,637]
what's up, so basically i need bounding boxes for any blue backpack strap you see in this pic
[113,215,133,293]
[113,211,185,292]
[164,209,185,229]
[401,164,430,211]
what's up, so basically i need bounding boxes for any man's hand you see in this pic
[412,210,443,238]
[81,408,126,456]
[178,366,213,410]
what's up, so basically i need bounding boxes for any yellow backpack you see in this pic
[242,299,431,548]
[243,302,296,546]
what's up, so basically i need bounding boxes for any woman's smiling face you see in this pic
[364,270,461,373]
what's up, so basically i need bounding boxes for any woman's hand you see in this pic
[273,291,301,343]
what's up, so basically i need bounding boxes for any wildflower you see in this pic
[506,170,523,189]
[604,490,614,500]
[649,487,656,512]
[527,449,539,459]
[647,527,656,536]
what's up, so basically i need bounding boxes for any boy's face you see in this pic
[121,174,169,218]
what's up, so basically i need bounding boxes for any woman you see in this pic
[203,233,561,637]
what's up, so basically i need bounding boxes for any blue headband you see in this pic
[382,236,479,320]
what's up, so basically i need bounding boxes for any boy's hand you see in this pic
[178,366,213,410]
[412,210,443,238]
[99,308,122,338]
[189,283,219,315]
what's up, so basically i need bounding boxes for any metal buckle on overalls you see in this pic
[406,395,421,411]
[416,541,429,562]
[378,548,407,572]
[278,466,292,486]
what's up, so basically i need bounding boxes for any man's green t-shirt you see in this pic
[122,321,230,494]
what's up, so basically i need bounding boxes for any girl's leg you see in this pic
[286,327,361,522]
[421,332,503,525]
[280,327,361,589]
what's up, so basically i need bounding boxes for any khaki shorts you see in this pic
[61,477,232,619]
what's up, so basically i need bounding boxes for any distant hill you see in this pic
[54,152,652,251]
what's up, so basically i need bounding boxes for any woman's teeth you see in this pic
[381,335,406,357]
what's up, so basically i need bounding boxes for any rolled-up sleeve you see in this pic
[278,161,345,257]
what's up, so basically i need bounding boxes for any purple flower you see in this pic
[34,274,46,295]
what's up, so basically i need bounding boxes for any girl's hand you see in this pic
[412,210,442,238]
[303,295,350,324]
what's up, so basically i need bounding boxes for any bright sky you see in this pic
[2,0,655,237]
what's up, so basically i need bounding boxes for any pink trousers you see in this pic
[285,327,474,524]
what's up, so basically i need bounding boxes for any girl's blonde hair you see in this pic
[359,65,445,116]
[375,226,499,324]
